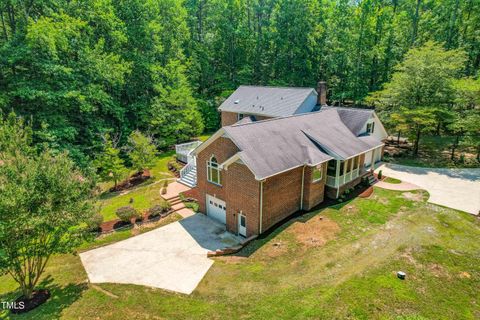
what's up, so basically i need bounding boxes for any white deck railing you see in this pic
[326,168,360,188]
[175,141,201,163]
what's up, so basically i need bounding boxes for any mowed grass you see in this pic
[384,176,402,184]
[1,188,479,319]
[97,151,175,221]
[98,182,169,221]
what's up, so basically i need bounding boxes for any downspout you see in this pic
[259,180,264,234]
[336,159,341,199]
[300,165,306,210]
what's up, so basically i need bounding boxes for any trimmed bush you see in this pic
[148,201,172,217]
[87,213,104,231]
[378,170,383,180]
[116,206,139,223]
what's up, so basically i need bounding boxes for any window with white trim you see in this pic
[312,164,323,182]
[366,122,375,134]
[207,156,221,185]
[238,113,245,121]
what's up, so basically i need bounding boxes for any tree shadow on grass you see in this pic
[0,275,87,319]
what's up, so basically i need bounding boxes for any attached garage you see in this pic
[206,194,226,225]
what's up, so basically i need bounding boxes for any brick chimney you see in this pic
[316,81,327,106]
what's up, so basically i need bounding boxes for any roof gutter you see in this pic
[253,158,332,181]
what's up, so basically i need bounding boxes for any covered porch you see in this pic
[326,145,383,189]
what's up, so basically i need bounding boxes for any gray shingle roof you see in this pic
[223,109,382,180]
[219,86,317,117]
[321,106,374,135]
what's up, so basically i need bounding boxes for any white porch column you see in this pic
[370,149,376,172]
[335,159,340,188]
[342,160,347,184]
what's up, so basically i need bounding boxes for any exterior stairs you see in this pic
[365,171,377,185]
[166,195,186,212]
[178,163,197,188]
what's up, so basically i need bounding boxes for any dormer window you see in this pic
[207,156,221,185]
[366,122,375,134]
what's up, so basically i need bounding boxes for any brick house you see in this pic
[177,83,387,237]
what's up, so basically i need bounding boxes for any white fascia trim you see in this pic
[191,128,226,156]
[220,153,241,170]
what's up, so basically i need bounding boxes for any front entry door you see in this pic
[238,213,247,237]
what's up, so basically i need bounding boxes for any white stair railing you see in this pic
[180,157,196,181]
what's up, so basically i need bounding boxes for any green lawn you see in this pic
[97,151,175,221]
[384,176,402,184]
[2,188,479,319]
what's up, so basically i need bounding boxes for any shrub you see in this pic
[116,206,139,222]
[378,170,383,180]
[87,213,104,231]
[149,201,171,217]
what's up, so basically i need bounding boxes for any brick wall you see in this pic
[225,163,260,236]
[197,137,239,215]
[221,112,238,126]
[303,164,327,210]
[261,166,303,232]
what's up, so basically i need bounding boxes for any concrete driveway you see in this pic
[80,214,241,294]
[376,164,480,215]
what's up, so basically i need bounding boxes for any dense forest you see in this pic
[0,0,479,166]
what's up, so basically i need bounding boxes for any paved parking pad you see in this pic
[80,214,241,294]
[376,164,480,215]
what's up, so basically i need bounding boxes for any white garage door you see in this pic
[206,195,226,225]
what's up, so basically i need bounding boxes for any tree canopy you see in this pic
[1,0,479,165]
[0,113,96,300]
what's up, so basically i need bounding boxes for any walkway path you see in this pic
[375,180,421,191]
[376,164,480,215]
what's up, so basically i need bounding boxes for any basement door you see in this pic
[238,213,247,237]
[206,194,226,225]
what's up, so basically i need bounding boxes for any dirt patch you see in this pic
[343,205,359,215]
[459,271,471,279]
[428,263,450,278]
[264,241,289,258]
[402,192,423,202]
[288,216,340,248]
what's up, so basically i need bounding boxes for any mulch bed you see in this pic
[99,211,173,234]
[110,170,151,192]
[358,186,374,198]
[10,290,50,314]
